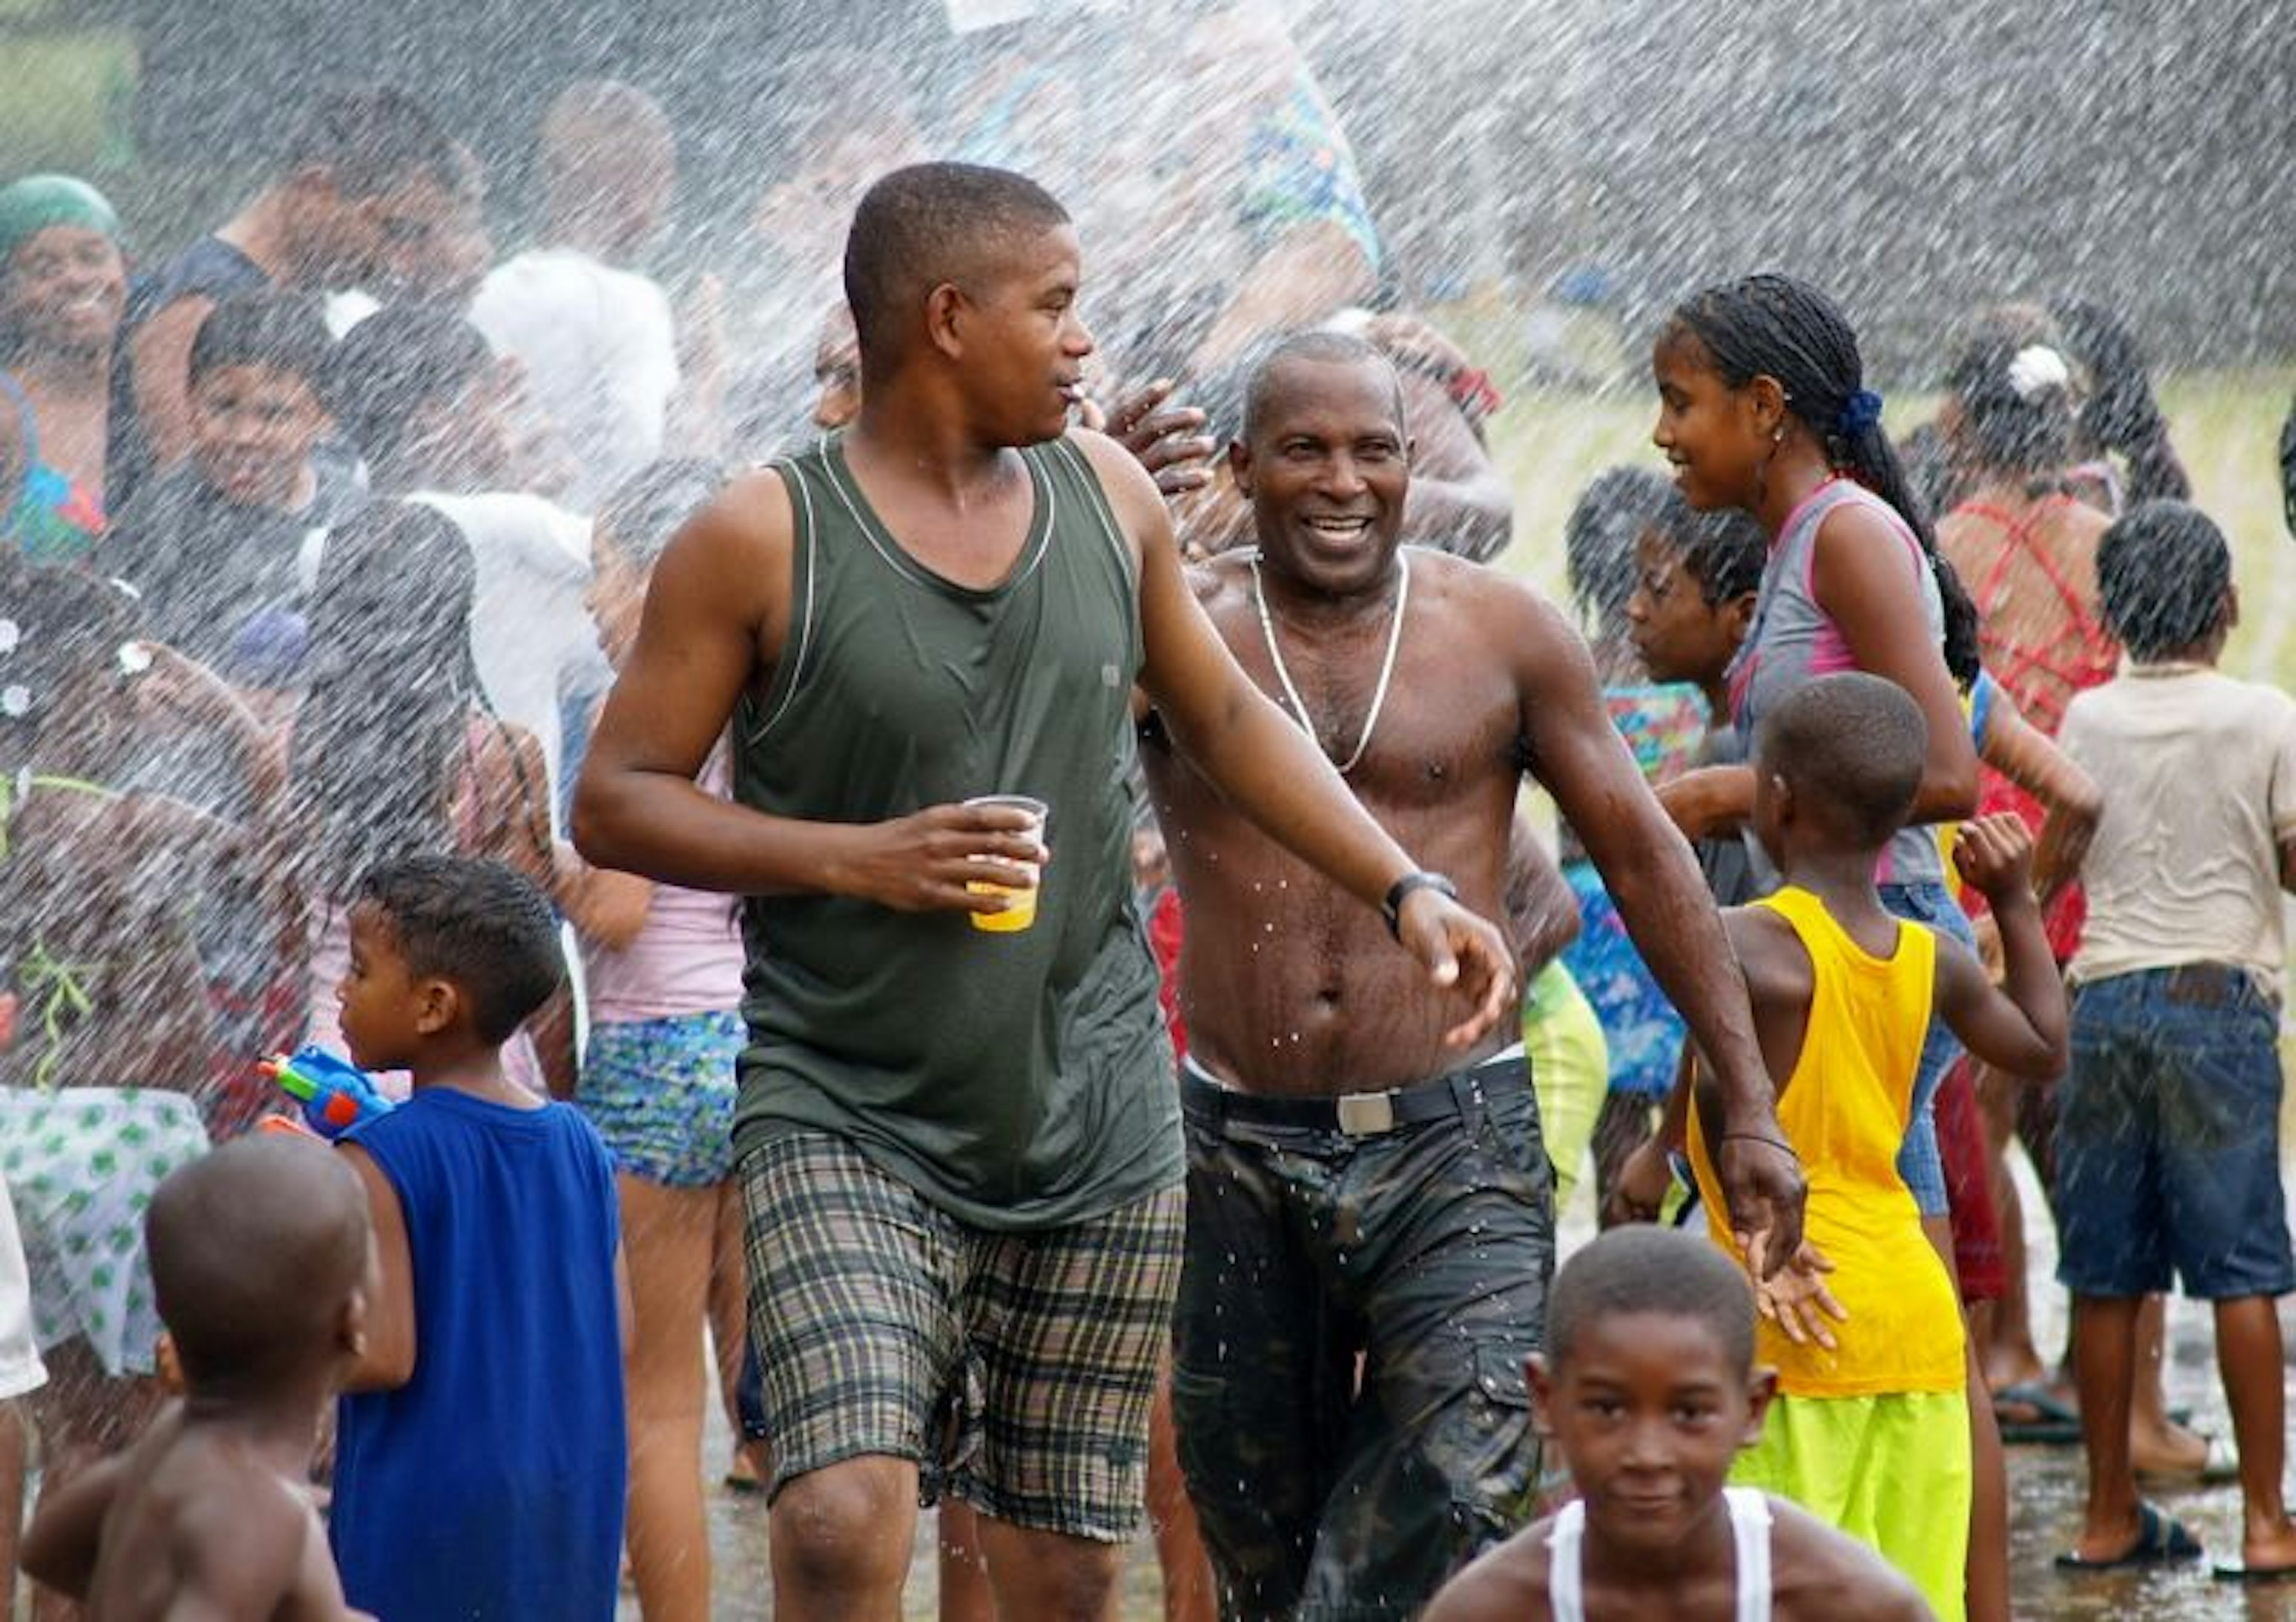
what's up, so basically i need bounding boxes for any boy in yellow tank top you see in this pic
[1684,673,2069,1621]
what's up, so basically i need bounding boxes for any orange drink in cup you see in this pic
[964,795,1048,932]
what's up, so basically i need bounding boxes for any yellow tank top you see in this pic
[1689,886,1966,1397]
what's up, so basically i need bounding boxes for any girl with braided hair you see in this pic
[1649,272,2007,1621]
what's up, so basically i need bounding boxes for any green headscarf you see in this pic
[0,175,122,271]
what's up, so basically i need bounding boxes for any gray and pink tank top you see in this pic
[1726,478,1946,888]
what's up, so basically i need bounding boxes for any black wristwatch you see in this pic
[1382,871,1459,940]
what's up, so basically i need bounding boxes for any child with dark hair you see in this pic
[1651,272,1984,1298]
[290,502,556,1090]
[1555,467,1712,1215]
[1931,308,2205,1485]
[21,1135,375,1620]
[1682,673,2065,1619]
[1422,1226,1931,1622]
[100,289,356,676]
[1623,498,2092,1619]
[558,456,742,1620]
[2053,501,2296,1580]
[326,303,506,492]
[327,853,624,1620]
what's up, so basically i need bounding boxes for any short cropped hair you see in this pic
[187,291,334,391]
[1668,506,1769,605]
[1238,329,1406,447]
[1547,1227,1755,1376]
[148,1135,370,1386]
[326,303,494,469]
[280,86,459,199]
[1755,672,1927,846]
[842,162,1069,371]
[597,457,728,568]
[354,856,562,1042]
[2097,501,2233,661]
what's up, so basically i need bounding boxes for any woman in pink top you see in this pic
[561,460,743,1622]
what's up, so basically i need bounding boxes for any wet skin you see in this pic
[1142,360,1533,1090]
[1145,353,1703,1097]
[1422,1311,1929,1622]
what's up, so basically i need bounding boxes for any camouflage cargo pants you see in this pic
[1171,1052,1553,1622]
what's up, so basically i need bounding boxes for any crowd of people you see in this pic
[0,48,2291,1622]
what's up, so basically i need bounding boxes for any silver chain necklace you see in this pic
[1248,549,1410,777]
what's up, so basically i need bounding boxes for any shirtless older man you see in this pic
[1141,332,1802,1621]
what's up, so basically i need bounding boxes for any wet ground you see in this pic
[642,1150,2296,1620]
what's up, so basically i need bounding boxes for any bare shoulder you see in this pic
[1409,550,1578,663]
[1768,1497,1934,1620]
[1422,1519,1555,1622]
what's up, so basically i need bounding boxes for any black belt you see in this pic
[1181,1049,1529,1138]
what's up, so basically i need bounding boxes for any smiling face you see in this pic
[1231,355,1410,600]
[1531,1309,1773,1558]
[2,224,126,357]
[188,363,326,508]
[1651,328,1775,513]
[944,222,1094,445]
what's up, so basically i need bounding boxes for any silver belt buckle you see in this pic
[1336,1091,1396,1136]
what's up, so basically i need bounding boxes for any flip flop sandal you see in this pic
[2213,1560,2296,1584]
[1993,1380,2083,1446]
[2055,1501,2205,1572]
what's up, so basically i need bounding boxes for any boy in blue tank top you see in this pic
[326,856,626,1620]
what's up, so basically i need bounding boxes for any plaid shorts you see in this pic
[740,1130,1183,1541]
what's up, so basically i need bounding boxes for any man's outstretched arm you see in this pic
[570,470,1042,910]
[1089,432,1516,1047]
[1506,582,1806,1272]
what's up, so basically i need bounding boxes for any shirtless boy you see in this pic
[21,1135,375,1620]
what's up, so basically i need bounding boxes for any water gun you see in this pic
[261,1047,395,1139]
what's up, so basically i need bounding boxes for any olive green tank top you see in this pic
[730,432,1178,1229]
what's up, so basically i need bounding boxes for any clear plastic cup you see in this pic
[963,795,1049,933]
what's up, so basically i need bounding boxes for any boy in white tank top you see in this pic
[1422,1228,1934,1622]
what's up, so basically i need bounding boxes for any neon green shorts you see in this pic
[1732,1389,1971,1622]
[1523,959,1607,1214]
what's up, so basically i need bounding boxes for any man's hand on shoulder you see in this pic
[1082,379,1217,497]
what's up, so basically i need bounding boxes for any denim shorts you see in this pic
[2054,965,2295,1300]
[1878,879,1977,1217]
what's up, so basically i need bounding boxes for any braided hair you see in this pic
[1943,304,2080,486]
[1669,273,1981,688]
[2052,299,2192,508]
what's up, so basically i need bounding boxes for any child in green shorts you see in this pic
[1682,674,2068,1619]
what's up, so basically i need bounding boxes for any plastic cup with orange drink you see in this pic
[964,794,1048,932]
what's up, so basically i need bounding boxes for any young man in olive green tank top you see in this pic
[573,162,1525,1619]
